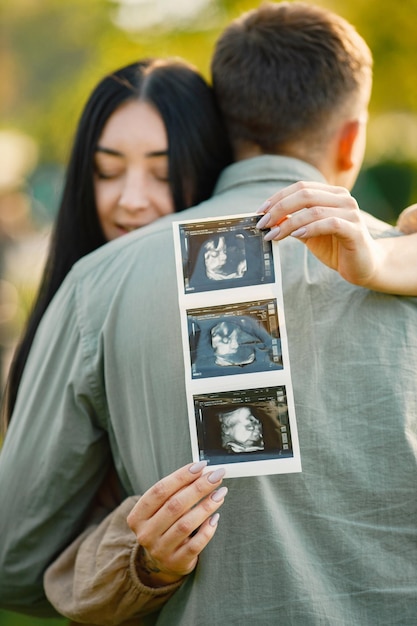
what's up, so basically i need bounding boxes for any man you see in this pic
[1,3,416,624]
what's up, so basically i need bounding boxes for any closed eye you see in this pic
[94,168,123,180]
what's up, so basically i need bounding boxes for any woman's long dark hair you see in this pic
[3,58,232,427]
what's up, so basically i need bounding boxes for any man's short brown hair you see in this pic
[211,1,372,154]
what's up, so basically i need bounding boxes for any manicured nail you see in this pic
[207,468,226,484]
[211,486,228,502]
[209,513,220,527]
[264,226,281,241]
[290,227,307,238]
[256,213,271,229]
[189,460,208,474]
[257,199,271,214]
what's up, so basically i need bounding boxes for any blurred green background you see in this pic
[1,0,417,623]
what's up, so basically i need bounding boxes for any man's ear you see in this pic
[336,119,361,171]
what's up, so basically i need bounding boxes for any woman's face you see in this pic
[93,100,174,241]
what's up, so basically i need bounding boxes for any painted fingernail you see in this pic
[207,468,226,484]
[256,213,271,229]
[264,226,281,241]
[257,199,271,214]
[209,513,220,527]
[290,227,307,238]
[189,460,208,474]
[211,486,228,502]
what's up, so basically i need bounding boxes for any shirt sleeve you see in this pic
[44,497,185,626]
[0,271,111,616]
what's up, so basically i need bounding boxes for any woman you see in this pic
[0,57,232,626]
[3,57,233,426]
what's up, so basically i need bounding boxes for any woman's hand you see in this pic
[256,181,381,288]
[127,461,227,588]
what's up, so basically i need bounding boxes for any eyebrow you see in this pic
[95,146,168,158]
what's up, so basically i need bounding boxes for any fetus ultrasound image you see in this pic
[188,299,283,378]
[179,215,274,293]
[194,386,292,465]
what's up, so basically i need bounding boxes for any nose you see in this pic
[118,171,150,212]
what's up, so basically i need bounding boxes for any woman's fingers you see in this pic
[134,468,226,545]
[128,461,209,522]
[286,215,367,247]
[261,205,362,242]
[128,465,226,532]
[256,182,360,238]
[143,486,228,577]
[257,181,351,216]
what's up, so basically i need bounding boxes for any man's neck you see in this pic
[234,140,346,187]
[233,141,265,161]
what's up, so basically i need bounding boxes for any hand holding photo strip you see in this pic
[173,213,301,478]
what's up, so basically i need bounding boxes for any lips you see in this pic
[117,223,141,233]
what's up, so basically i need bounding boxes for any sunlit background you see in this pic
[1,0,417,623]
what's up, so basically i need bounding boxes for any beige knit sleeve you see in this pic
[44,496,185,626]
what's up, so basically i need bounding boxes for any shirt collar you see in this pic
[214,154,326,196]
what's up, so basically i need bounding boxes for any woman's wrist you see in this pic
[135,545,186,588]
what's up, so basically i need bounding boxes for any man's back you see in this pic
[1,156,416,624]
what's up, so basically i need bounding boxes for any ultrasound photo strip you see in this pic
[173,213,301,478]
